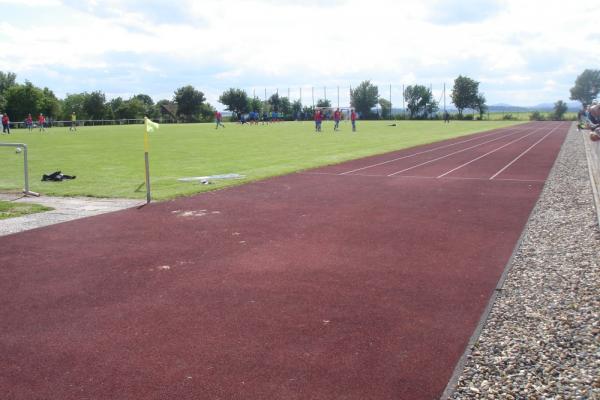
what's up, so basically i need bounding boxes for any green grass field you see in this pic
[0,200,53,220]
[0,120,523,200]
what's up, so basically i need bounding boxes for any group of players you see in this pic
[215,108,359,132]
[0,112,78,133]
[578,102,600,141]
[313,108,357,133]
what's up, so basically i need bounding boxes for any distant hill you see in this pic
[488,101,581,113]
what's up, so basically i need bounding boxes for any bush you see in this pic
[529,111,545,121]
[502,114,515,120]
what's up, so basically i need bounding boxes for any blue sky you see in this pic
[1,0,598,109]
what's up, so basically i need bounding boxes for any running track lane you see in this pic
[0,121,570,399]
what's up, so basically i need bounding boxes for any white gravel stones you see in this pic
[449,125,600,399]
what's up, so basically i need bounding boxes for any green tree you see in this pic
[113,98,146,119]
[219,88,250,117]
[38,87,61,118]
[552,100,568,120]
[404,85,437,119]
[451,75,479,117]
[199,102,216,122]
[474,93,488,120]
[132,94,156,118]
[0,71,17,110]
[350,80,379,118]
[291,99,302,118]
[248,97,262,112]
[4,81,42,120]
[268,93,281,112]
[174,85,206,122]
[378,98,391,119]
[529,111,545,121]
[0,71,17,93]
[316,98,331,108]
[62,93,87,120]
[83,91,107,119]
[302,105,314,119]
[280,97,291,117]
[107,97,125,119]
[569,69,600,107]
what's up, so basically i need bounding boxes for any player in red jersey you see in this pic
[350,109,357,132]
[38,113,46,132]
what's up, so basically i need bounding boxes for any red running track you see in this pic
[0,122,569,399]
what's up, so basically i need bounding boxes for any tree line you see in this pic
[1,69,597,123]
[0,73,215,123]
[218,77,488,120]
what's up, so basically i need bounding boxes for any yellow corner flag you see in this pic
[143,117,159,153]
[145,117,159,133]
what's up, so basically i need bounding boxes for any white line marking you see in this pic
[386,128,532,177]
[435,127,547,178]
[300,171,545,183]
[338,126,525,175]
[489,123,563,180]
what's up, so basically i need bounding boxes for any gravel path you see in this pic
[447,124,600,399]
[0,194,141,237]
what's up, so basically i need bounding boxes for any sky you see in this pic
[0,0,599,109]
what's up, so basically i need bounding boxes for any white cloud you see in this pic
[0,0,599,106]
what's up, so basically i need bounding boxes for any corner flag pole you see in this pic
[143,117,160,204]
[143,118,151,204]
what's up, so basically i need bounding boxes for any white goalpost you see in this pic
[0,143,39,196]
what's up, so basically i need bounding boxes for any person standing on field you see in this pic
[351,109,357,132]
[38,113,46,132]
[25,114,33,131]
[2,113,10,134]
[443,110,450,123]
[70,112,77,132]
[333,108,341,131]
[314,109,323,132]
[215,111,225,129]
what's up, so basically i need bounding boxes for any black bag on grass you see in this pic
[42,171,76,182]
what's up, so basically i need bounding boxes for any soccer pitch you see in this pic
[0,120,523,200]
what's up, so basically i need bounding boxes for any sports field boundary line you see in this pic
[387,126,546,176]
[439,122,570,400]
[489,123,562,180]
[339,125,526,175]
[436,126,549,178]
[300,171,546,183]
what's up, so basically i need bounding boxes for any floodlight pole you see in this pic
[337,86,340,108]
[312,87,314,107]
[402,84,405,119]
[324,87,327,103]
[389,84,392,120]
[349,85,352,108]
[443,82,446,112]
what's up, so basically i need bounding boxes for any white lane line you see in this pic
[386,128,533,177]
[300,171,545,183]
[338,126,525,175]
[489,123,563,180]
[435,127,548,178]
